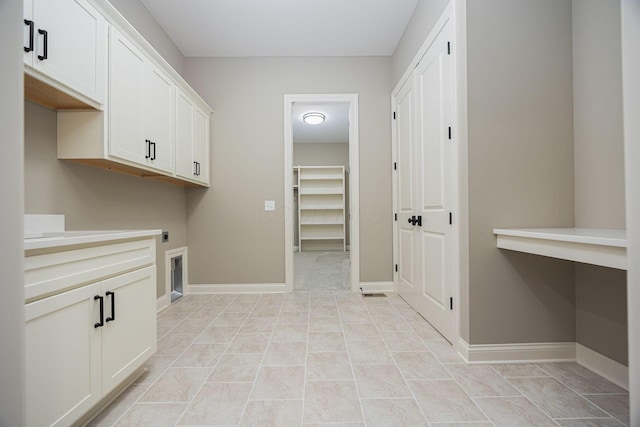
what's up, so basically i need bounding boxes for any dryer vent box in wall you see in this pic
[162,231,169,243]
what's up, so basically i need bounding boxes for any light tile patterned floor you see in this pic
[89,292,630,426]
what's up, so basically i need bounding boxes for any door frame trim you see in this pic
[284,94,360,293]
[391,1,465,351]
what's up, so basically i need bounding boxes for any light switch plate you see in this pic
[264,200,276,211]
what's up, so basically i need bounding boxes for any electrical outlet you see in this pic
[264,200,275,211]
[162,231,169,243]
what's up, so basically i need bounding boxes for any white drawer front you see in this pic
[25,238,155,302]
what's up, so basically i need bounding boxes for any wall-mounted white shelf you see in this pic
[298,166,346,251]
[493,228,627,270]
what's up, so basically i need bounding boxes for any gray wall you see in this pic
[294,143,349,167]
[0,0,25,424]
[572,0,627,365]
[184,56,392,284]
[108,0,185,74]
[24,102,188,298]
[466,0,577,344]
[621,0,640,419]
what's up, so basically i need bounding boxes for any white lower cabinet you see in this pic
[25,238,157,427]
[101,267,156,392]
[25,282,102,427]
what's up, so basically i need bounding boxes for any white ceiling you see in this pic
[139,0,419,57]
[293,103,350,144]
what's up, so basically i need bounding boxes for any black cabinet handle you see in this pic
[105,291,115,322]
[94,295,104,328]
[193,161,197,175]
[197,162,201,176]
[407,217,412,224]
[148,141,156,160]
[24,19,34,52]
[152,141,157,160]
[145,139,150,159]
[416,215,422,227]
[37,29,47,60]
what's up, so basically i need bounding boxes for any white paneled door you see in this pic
[395,19,455,343]
[396,75,419,305]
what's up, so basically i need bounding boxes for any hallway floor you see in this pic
[294,251,350,291]
[89,292,629,426]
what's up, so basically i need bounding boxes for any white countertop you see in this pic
[493,227,627,270]
[24,230,162,251]
[493,228,627,247]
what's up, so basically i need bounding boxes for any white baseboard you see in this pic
[576,343,629,391]
[358,281,394,294]
[186,283,286,294]
[456,339,629,389]
[156,294,170,312]
[458,338,576,364]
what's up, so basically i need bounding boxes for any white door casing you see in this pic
[284,94,360,293]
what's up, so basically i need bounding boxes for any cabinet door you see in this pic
[109,27,146,164]
[144,64,175,174]
[25,282,102,427]
[30,0,106,104]
[193,107,210,185]
[175,89,195,179]
[101,266,157,394]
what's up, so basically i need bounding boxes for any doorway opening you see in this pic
[284,94,360,293]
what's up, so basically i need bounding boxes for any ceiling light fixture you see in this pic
[303,112,325,125]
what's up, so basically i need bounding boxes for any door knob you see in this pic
[407,215,422,226]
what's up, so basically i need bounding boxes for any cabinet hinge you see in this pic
[393,111,396,120]
[394,213,397,221]
[394,162,397,170]
[450,297,453,310]
[448,126,452,140]
[395,264,398,272]
[447,41,451,55]
[449,212,453,225]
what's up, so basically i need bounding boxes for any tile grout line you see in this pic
[299,292,314,425]
[169,295,239,426]
[96,292,630,427]
[107,295,231,426]
[234,294,287,426]
[338,293,368,425]
[364,295,438,427]
[504,368,625,425]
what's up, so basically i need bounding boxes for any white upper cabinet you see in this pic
[23,0,107,106]
[193,107,210,185]
[108,28,145,164]
[108,27,175,174]
[175,90,195,179]
[175,89,210,185]
[144,64,175,174]
[54,0,211,187]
